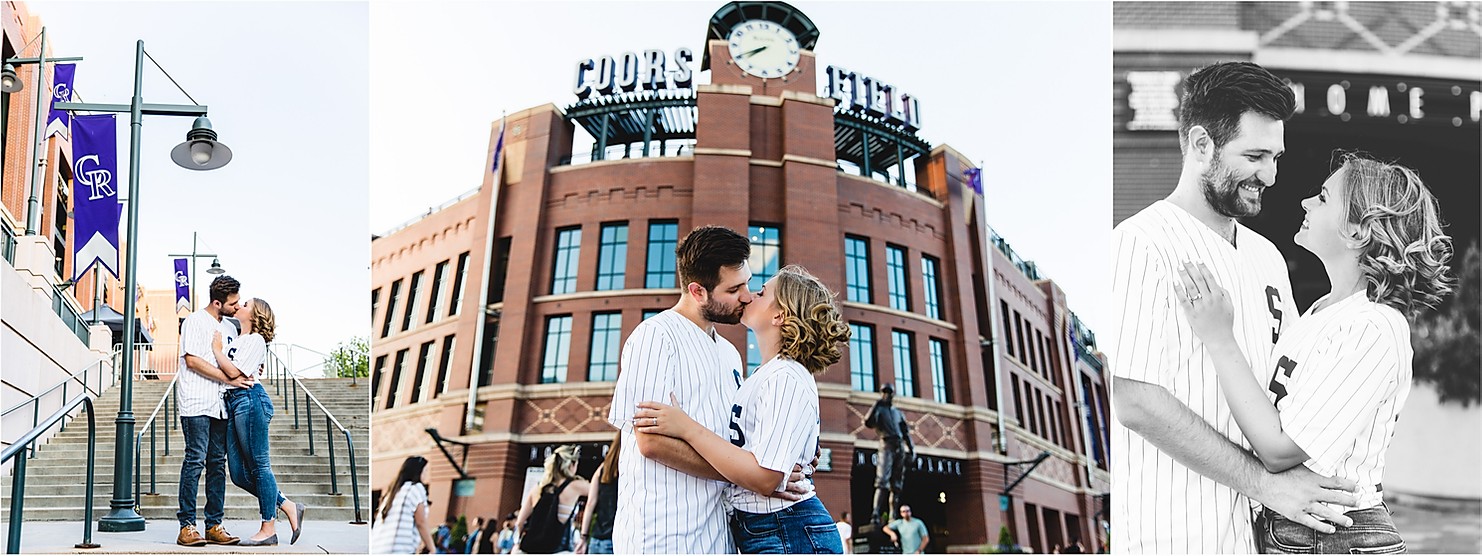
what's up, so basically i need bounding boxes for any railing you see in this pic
[3,394,99,553]
[133,372,182,500]
[264,349,367,524]
[1,222,16,265]
[1,350,119,460]
[51,284,90,344]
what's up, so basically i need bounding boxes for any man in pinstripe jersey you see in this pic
[1109,62,1360,554]
[175,275,256,546]
[608,226,809,553]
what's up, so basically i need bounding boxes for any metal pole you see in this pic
[345,430,365,524]
[8,453,27,553]
[92,266,102,325]
[76,399,99,548]
[100,39,147,532]
[306,393,315,455]
[148,420,157,494]
[326,416,339,495]
[191,232,198,311]
[23,28,46,236]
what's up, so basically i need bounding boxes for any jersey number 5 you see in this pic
[1265,286,1284,343]
[1268,356,1297,406]
[728,404,746,447]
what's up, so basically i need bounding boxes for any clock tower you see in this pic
[701,2,820,94]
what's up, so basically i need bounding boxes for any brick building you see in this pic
[371,2,1109,551]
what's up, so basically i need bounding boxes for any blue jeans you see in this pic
[586,538,614,554]
[226,385,285,522]
[177,415,228,529]
[1258,505,1406,554]
[730,496,843,554]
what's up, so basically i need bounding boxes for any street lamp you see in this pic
[1,27,83,237]
[168,232,225,312]
[56,40,231,533]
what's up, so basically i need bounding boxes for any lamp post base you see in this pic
[97,507,146,532]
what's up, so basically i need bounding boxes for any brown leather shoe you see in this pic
[177,525,208,547]
[204,524,240,545]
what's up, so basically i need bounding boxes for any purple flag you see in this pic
[174,258,191,314]
[490,116,506,175]
[46,63,76,138]
[964,167,983,196]
[71,114,121,281]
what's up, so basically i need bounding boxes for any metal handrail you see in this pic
[3,394,99,553]
[132,371,182,499]
[265,348,367,524]
[1,350,118,460]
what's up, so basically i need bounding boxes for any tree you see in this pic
[1411,240,1481,407]
[326,336,369,379]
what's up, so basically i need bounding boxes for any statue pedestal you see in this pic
[855,523,900,554]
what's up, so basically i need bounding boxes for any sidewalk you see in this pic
[0,520,368,554]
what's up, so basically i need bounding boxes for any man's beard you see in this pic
[1201,154,1265,218]
[700,297,743,325]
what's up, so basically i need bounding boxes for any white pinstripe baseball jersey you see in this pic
[225,333,267,389]
[1110,200,1296,554]
[607,309,742,554]
[728,355,819,514]
[178,309,239,418]
[1266,290,1410,512]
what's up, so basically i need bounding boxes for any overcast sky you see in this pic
[31,2,370,361]
[369,1,1113,333]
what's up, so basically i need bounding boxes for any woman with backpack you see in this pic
[576,437,620,554]
[515,445,589,554]
[371,456,437,553]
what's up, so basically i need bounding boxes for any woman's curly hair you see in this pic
[246,298,277,343]
[1335,153,1454,317]
[771,265,851,374]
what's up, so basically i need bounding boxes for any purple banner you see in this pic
[964,167,983,196]
[490,117,506,174]
[45,63,75,138]
[71,114,121,281]
[174,258,191,314]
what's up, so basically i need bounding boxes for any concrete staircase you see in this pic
[2,377,370,524]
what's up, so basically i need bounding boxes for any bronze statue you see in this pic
[865,384,914,524]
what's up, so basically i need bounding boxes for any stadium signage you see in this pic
[573,47,695,100]
[826,65,922,132]
[1127,70,1482,130]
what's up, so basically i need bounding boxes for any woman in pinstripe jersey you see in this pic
[1179,154,1454,553]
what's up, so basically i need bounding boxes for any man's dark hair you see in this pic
[1177,61,1295,153]
[675,225,750,291]
[209,275,240,304]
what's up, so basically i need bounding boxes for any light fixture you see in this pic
[0,63,20,93]
[206,258,224,274]
[169,116,232,170]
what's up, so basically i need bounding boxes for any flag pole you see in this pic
[464,112,506,433]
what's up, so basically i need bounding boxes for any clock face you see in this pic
[727,19,801,79]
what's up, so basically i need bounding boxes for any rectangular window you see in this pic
[1038,331,1050,379]
[1012,376,1025,428]
[434,335,456,398]
[371,288,381,331]
[381,280,402,338]
[448,252,470,316]
[892,330,916,397]
[929,338,950,404]
[425,260,449,324]
[748,224,781,292]
[596,223,628,291]
[645,221,679,289]
[371,354,387,409]
[409,341,433,404]
[402,271,423,332]
[643,309,663,321]
[844,236,871,303]
[886,245,910,311]
[922,255,941,320]
[489,237,511,304]
[552,227,581,294]
[849,323,876,392]
[588,313,622,381]
[386,349,409,410]
[1000,300,1014,358]
[1015,312,1028,366]
[540,315,573,384]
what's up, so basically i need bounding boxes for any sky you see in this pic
[31,2,370,363]
[369,1,1114,333]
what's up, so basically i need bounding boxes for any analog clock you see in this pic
[727,19,801,79]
